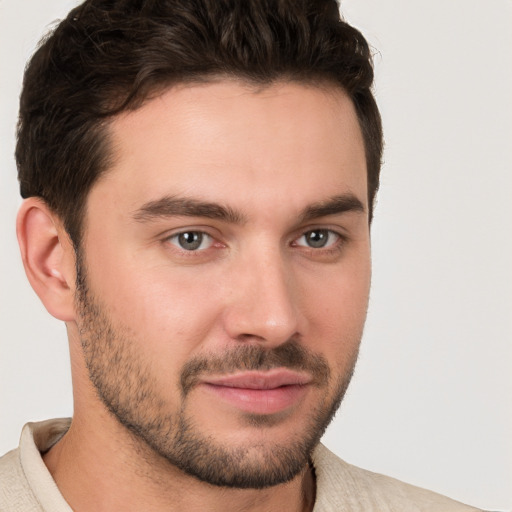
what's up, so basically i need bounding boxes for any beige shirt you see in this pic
[0,419,482,511]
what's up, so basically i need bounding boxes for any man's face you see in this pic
[75,81,371,488]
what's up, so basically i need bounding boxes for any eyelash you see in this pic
[163,228,346,256]
[292,229,342,250]
[165,230,219,254]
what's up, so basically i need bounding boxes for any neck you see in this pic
[43,413,316,512]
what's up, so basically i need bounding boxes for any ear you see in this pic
[16,198,77,322]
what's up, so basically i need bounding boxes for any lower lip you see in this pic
[201,383,309,415]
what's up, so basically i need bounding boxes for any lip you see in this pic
[200,369,312,415]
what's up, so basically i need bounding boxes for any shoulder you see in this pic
[311,443,483,512]
[0,447,42,511]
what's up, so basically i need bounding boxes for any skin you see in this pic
[17,81,371,512]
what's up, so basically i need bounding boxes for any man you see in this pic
[0,0,488,510]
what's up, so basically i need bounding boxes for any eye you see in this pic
[168,231,214,251]
[295,229,340,249]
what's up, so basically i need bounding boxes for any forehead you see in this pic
[90,80,367,218]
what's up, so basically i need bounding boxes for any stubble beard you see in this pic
[75,262,360,489]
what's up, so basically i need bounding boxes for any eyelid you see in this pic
[293,228,342,248]
[167,231,214,251]
[159,224,220,241]
[158,224,347,256]
[160,226,226,254]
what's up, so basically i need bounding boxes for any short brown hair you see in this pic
[16,0,383,247]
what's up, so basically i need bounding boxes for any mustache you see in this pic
[180,339,330,396]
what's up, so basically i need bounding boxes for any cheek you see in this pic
[83,223,370,371]
[297,258,370,363]
[84,244,226,364]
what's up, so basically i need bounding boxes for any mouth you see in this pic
[200,369,312,415]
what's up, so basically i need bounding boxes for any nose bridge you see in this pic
[223,243,299,345]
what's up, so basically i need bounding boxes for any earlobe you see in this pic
[16,198,77,322]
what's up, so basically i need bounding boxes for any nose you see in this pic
[222,248,300,347]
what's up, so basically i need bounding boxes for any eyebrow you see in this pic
[132,193,365,224]
[132,196,246,224]
[298,194,366,223]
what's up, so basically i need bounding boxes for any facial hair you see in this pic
[75,262,359,489]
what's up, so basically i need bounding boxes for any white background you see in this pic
[1,1,510,510]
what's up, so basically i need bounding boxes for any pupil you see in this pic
[179,232,202,250]
[307,230,328,248]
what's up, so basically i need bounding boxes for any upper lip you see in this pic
[202,369,312,390]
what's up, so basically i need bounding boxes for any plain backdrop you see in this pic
[1,1,511,510]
